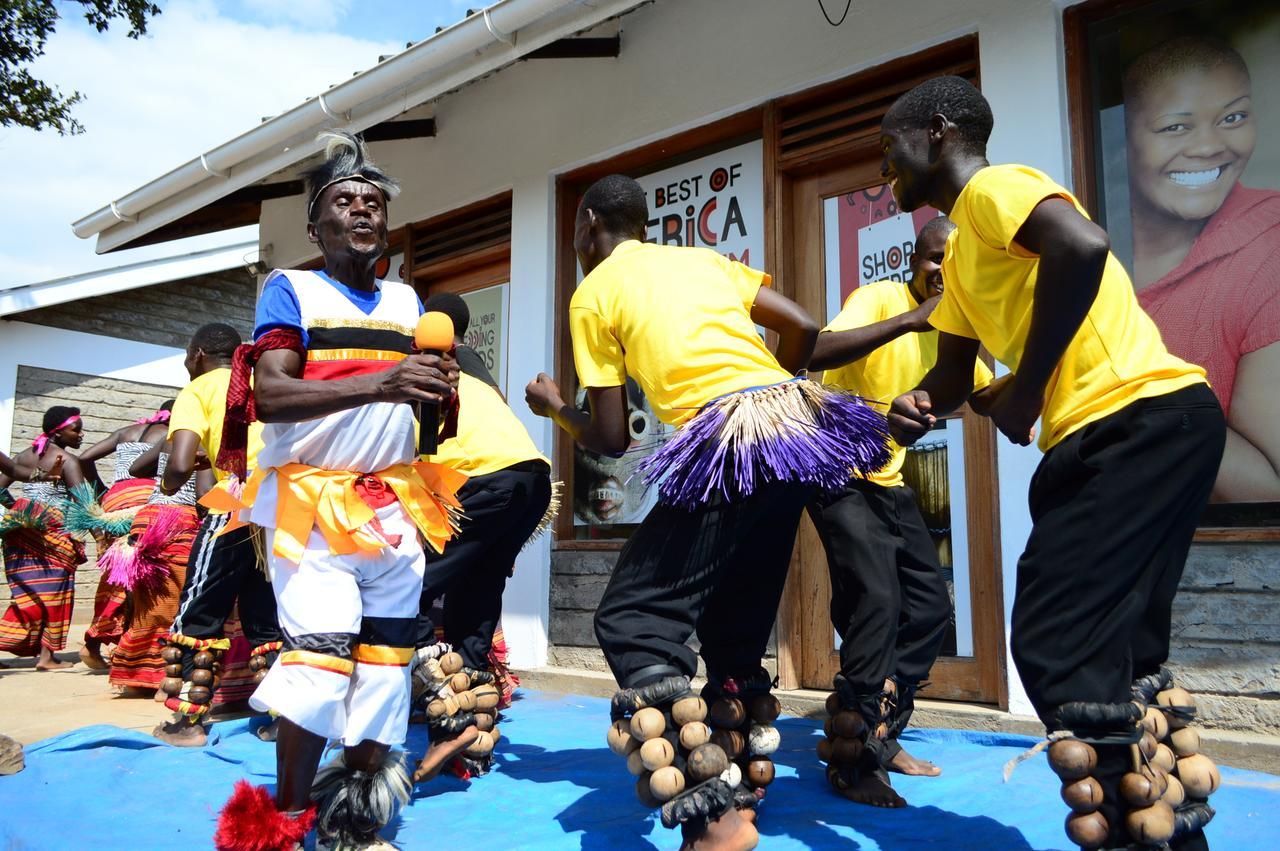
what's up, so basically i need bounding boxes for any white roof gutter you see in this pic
[0,240,258,317]
[73,0,647,254]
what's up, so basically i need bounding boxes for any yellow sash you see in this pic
[205,461,465,564]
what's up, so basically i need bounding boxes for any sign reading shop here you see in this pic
[637,140,764,268]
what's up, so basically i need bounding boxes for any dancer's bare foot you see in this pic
[117,686,156,698]
[152,720,208,747]
[888,746,941,777]
[680,807,759,851]
[412,726,479,783]
[37,660,75,670]
[79,644,108,670]
[35,649,73,671]
[836,770,907,808]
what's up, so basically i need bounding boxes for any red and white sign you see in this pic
[637,140,764,268]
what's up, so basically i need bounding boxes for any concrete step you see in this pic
[514,665,1280,775]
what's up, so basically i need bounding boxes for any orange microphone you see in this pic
[414,311,455,455]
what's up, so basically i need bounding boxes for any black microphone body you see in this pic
[417,347,444,456]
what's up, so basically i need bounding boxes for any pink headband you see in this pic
[135,410,171,425]
[32,415,81,455]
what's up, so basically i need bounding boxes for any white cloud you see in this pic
[236,0,353,30]
[0,0,401,287]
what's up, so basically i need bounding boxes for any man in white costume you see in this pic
[212,132,465,851]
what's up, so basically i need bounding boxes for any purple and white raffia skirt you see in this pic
[634,379,891,510]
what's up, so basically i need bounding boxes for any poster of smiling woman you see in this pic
[1082,0,1280,507]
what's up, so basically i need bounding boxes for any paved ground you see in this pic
[7,649,1280,776]
[0,642,254,745]
[0,649,170,744]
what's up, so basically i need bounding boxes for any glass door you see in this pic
[782,159,1006,704]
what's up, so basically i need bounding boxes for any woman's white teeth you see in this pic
[1168,167,1223,187]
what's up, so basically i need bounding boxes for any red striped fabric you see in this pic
[211,611,256,707]
[0,499,83,656]
[301,359,400,381]
[84,478,155,645]
[108,504,199,689]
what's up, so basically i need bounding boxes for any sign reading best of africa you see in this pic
[637,140,764,266]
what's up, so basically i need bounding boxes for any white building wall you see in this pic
[260,0,1079,706]
[500,174,560,669]
[0,320,189,453]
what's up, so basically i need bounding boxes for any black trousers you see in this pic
[808,480,951,696]
[593,481,811,687]
[172,512,281,647]
[416,461,552,669]
[1013,384,1222,850]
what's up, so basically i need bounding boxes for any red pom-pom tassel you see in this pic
[214,781,316,851]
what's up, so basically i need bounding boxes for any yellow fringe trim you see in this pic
[249,523,268,578]
[713,380,826,448]
[521,480,562,552]
[94,505,142,525]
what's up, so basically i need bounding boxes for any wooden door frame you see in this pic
[770,135,1007,708]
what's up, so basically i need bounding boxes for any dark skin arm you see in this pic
[0,452,17,488]
[890,199,1109,447]
[194,468,216,500]
[966,372,1012,418]
[525,378,629,457]
[253,349,458,423]
[118,420,169,480]
[0,450,39,482]
[51,449,87,489]
[160,430,211,495]
[129,441,162,479]
[887,332,982,445]
[78,426,129,465]
[982,198,1110,445]
[749,287,819,375]
[809,294,941,371]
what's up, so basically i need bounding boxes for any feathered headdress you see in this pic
[304,130,400,221]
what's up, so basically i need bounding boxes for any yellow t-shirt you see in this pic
[168,367,264,481]
[930,164,1205,450]
[823,280,993,487]
[431,373,548,478]
[570,240,792,427]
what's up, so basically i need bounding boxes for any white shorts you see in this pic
[250,501,424,747]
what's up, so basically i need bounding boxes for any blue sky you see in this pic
[1,0,480,287]
[225,0,471,41]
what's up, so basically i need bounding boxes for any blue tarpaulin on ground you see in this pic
[0,690,1274,849]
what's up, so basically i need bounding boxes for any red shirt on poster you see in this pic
[1138,183,1280,417]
